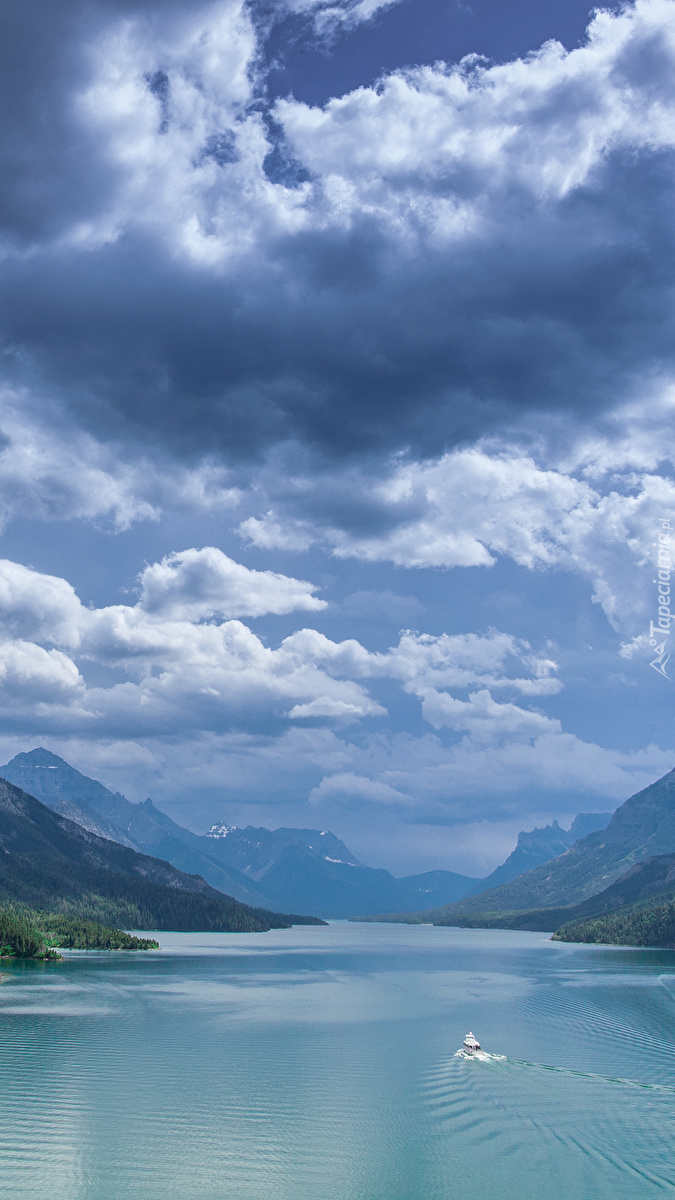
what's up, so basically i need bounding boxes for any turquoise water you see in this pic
[1,923,675,1199]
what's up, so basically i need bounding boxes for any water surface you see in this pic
[1,922,675,1199]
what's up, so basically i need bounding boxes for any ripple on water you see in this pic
[2,927,675,1200]
[422,1048,675,1197]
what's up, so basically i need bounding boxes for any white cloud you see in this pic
[241,390,675,635]
[0,641,84,705]
[418,688,559,742]
[53,0,674,266]
[0,560,83,646]
[288,698,373,719]
[281,0,403,34]
[0,0,673,649]
[76,0,309,263]
[0,553,381,734]
[309,772,410,806]
[277,0,675,232]
[373,630,561,696]
[138,546,326,619]
[0,554,572,758]
[0,549,668,835]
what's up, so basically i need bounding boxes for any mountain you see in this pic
[0,749,625,920]
[204,822,362,872]
[205,820,362,878]
[562,849,675,920]
[473,812,612,893]
[0,776,323,931]
[421,851,675,932]
[0,750,272,907]
[219,841,474,919]
[551,854,675,946]
[0,750,479,917]
[45,797,140,849]
[203,823,478,917]
[380,767,675,924]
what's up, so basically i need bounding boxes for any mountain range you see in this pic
[359,767,675,943]
[470,812,613,893]
[6,749,675,943]
[0,775,323,932]
[0,748,613,919]
[0,749,480,917]
[403,767,675,922]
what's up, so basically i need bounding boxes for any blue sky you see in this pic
[0,0,673,875]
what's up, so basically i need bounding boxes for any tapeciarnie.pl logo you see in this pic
[649,518,672,679]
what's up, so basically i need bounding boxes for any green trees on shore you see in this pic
[0,905,159,958]
[0,908,48,958]
[553,901,675,948]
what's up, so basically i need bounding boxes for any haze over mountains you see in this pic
[1,748,614,919]
[369,767,675,940]
[473,813,613,893]
[0,750,479,918]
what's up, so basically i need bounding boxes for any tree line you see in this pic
[0,905,159,958]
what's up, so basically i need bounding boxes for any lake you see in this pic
[1,922,675,1199]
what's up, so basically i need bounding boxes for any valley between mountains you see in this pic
[3,748,675,946]
[0,747,609,921]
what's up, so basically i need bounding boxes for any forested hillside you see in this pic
[553,903,675,948]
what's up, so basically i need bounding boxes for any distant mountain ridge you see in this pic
[376,767,675,925]
[205,822,362,875]
[0,776,322,932]
[0,749,480,917]
[0,750,272,907]
[471,812,612,893]
[0,748,618,919]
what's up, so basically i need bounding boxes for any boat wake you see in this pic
[510,1058,675,1094]
[454,1049,506,1062]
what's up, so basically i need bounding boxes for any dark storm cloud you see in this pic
[2,152,674,466]
[0,0,674,478]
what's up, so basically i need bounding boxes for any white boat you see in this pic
[462,1031,481,1054]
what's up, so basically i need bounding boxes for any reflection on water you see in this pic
[1,923,675,1199]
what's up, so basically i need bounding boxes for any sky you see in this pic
[0,0,673,877]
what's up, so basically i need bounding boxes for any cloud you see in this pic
[0,554,561,744]
[0,387,241,531]
[0,553,383,735]
[0,0,674,871]
[0,641,83,705]
[305,729,675,818]
[137,546,326,619]
[309,771,410,805]
[0,549,662,829]
[289,698,376,719]
[0,560,82,646]
[419,688,559,742]
[240,391,675,633]
[2,0,675,474]
[371,630,561,696]
[280,0,404,35]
